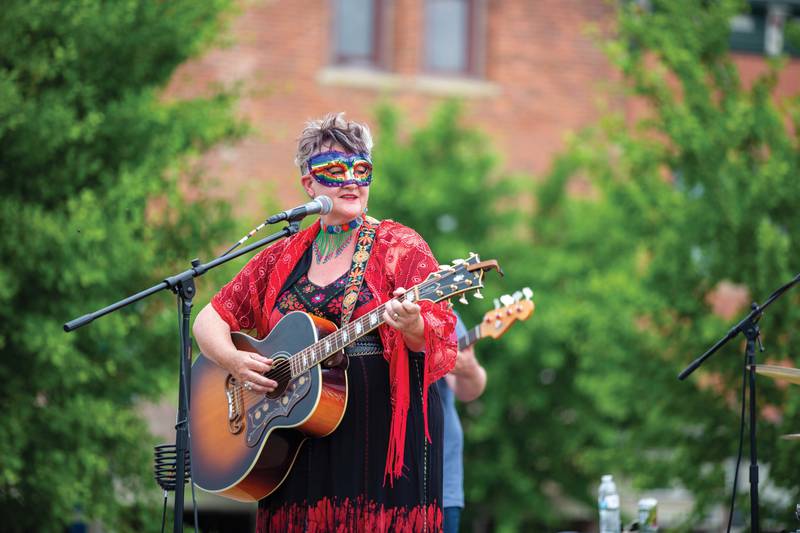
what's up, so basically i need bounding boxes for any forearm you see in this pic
[193,304,238,372]
[452,361,487,402]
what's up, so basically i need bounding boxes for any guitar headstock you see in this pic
[415,253,502,304]
[480,287,535,339]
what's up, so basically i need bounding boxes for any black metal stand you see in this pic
[64,222,300,533]
[742,312,761,532]
[679,272,800,533]
[174,276,195,533]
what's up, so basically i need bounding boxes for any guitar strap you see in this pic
[339,216,378,326]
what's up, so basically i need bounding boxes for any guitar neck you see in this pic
[294,305,483,374]
[287,255,494,377]
[457,324,482,351]
[289,296,412,377]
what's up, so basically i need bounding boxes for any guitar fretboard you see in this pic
[457,325,481,351]
[284,257,487,377]
[288,293,414,377]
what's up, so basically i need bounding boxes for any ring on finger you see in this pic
[243,381,252,391]
[393,312,400,320]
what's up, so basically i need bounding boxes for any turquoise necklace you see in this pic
[313,216,363,264]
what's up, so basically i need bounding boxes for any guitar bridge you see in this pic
[244,371,313,447]
[225,375,245,435]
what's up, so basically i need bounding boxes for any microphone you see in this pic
[266,195,333,224]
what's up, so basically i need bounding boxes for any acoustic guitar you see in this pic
[458,287,535,350]
[189,254,501,501]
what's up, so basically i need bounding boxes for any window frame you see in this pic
[729,1,800,57]
[422,0,486,78]
[330,0,386,69]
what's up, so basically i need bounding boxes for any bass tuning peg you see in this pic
[522,287,533,300]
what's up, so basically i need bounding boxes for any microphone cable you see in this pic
[218,217,274,258]
[217,196,332,258]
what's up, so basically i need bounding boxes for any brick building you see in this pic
[168,0,799,217]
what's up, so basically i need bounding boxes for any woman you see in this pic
[193,112,457,532]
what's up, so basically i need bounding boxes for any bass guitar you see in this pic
[189,253,501,501]
[458,287,534,349]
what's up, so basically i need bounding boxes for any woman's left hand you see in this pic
[384,287,425,351]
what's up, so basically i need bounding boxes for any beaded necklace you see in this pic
[313,216,363,264]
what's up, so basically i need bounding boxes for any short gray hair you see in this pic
[294,112,374,172]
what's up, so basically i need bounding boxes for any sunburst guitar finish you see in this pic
[189,312,347,502]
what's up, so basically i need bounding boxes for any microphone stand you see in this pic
[678,271,800,533]
[64,221,301,533]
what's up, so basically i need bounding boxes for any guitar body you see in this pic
[189,311,348,502]
[187,252,501,503]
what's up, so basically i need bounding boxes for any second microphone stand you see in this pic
[679,271,800,533]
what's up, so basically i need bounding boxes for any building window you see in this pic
[729,1,800,57]
[424,0,484,76]
[332,0,383,67]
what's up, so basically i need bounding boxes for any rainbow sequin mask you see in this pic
[306,150,373,187]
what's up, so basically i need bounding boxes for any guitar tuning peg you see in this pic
[522,287,533,300]
[474,290,484,299]
[459,294,469,305]
[452,258,465,266]
[500,294,514,306]
[493,298,501,309]
[512,290,523,302]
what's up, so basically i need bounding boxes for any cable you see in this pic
[160,490,168,533]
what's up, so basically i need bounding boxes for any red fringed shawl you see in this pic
[211,219,457,483]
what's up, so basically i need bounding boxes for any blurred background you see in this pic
[1,0,799,531]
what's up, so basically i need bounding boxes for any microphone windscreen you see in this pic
[316,195,333,215]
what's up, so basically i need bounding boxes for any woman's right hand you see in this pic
[192,304,278,394]
[230,350,278,394]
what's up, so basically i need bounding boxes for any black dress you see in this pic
[256,267,444,533]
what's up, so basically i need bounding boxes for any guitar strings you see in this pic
[231,269,473,402]
[232,300,393,401]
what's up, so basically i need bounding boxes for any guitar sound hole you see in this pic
[264,358,292,399]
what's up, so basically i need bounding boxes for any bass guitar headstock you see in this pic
[415,253,502,305]
[480,287,535,339]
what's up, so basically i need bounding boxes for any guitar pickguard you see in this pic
[244,371,313,447]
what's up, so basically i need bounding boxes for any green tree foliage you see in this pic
[370,1,799,530]
[508,0,799,529]
[0,1,242,531]
[370,101,523,263]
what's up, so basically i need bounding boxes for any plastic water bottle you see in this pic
[598,474,621,533]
